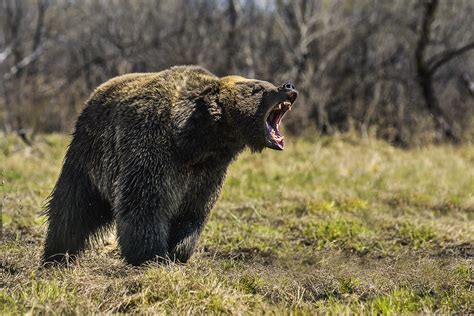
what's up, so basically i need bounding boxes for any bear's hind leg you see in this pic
[43,166,113,265]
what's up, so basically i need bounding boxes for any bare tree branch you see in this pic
[0,46,12,65]
[428,42,474,75]
[3,45,45,80]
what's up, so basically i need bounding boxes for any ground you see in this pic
[1,133,473,314]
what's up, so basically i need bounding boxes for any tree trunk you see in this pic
[415,0,458,142]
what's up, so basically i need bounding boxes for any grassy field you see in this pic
[1,134,473,314]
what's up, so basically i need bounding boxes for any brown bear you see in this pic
[42,65,297,266]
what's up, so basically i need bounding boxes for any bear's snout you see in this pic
[279,82,297,103]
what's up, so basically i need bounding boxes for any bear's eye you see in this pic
[251,85,264,94]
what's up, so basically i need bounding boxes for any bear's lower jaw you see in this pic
[265,101,292,150]
[265,121,284,150]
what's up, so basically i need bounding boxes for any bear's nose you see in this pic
[283,82,296,91]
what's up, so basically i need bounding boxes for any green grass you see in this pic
[1,133,473,314]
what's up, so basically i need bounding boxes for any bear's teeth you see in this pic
[281,101,291,111]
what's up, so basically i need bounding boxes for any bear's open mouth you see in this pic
[265,99,295,150]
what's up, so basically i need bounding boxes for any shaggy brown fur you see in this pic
[42,65,297,266]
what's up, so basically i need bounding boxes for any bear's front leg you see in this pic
[113,138,183,265]
[115,207,170,265]
[168,213,206,263]
[168,166,227,263]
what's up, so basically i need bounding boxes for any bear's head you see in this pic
[218,76,297,151]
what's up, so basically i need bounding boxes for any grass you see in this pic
[1,133,473,314]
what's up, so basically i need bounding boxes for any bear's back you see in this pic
[88,66,217,107]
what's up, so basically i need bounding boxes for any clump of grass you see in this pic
[296,218,372,252]
[370,288,436,314]
[453,262,471,280]
[397,223,437,249]
[239,274,264,294]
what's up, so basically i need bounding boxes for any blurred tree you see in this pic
[415,0,474,142]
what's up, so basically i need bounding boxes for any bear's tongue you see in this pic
[266,108,285,149]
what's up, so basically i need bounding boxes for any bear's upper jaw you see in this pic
[265,99,294,150]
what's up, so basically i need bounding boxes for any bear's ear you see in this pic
[251,83,265,95]
[187,84,219,103]
[187,84,222,121]
[199,85,219,103]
